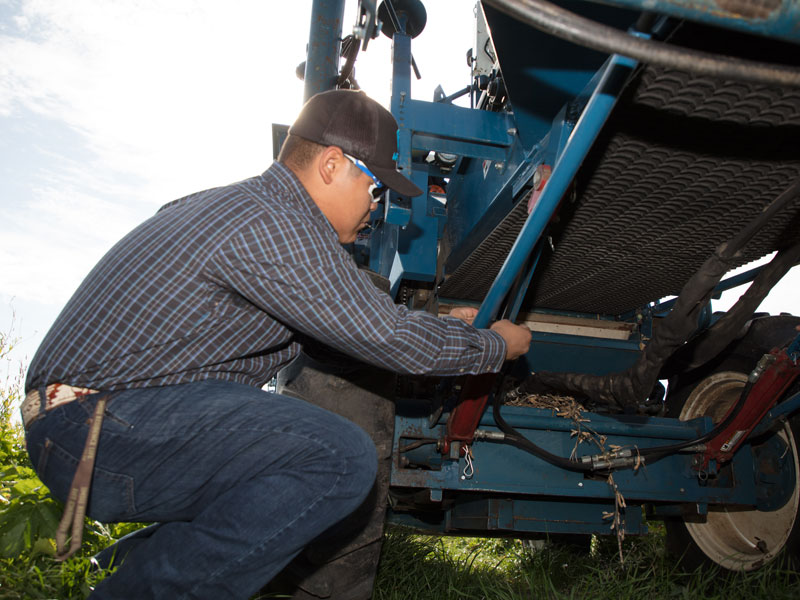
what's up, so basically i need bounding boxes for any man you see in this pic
[23,89,531,599]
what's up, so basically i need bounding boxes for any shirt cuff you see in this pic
[472,328,507,374]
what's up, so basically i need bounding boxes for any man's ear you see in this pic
[317,146,345,185]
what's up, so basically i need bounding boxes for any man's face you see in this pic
[329,161,380,244]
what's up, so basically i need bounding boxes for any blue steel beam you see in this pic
[389,496,647,536]
[303,0,346,101]
[411,134,508,162]
[392,412,770,506]
[404,99,515,147]
[647,264,767,316]
[389,32,439,286]
[751,391,800,438]
[473,53,638,329]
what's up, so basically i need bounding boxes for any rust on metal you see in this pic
[714,0,781,20]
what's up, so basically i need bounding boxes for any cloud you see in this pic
[0,0,316,308]
[2,0,312,189]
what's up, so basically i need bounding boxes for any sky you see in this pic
[1,0,797,379]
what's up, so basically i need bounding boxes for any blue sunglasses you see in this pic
[344,154,385,199]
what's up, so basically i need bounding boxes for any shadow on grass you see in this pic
[373,526,800,600]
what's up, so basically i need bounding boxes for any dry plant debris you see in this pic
[506,390,630,564]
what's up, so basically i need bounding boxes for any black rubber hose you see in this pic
[492,391,592,472]
[483,0,800,87]
[493,377,754,470]
[638,380,754,462]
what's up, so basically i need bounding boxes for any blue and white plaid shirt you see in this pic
[26,162,506,393]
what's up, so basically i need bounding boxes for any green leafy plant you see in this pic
[0,321,61,559]
[0,322,135,598]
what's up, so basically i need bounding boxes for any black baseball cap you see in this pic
[289,89,423,197]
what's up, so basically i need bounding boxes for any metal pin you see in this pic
[461,444,474,480]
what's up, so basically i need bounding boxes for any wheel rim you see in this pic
[680,371,800,571]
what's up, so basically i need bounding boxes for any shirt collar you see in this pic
[264,162,337,238]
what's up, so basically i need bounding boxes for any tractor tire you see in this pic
[266,347,396,599]
[664,315,800,573]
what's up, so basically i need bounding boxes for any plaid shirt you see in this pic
[26,162,506,392]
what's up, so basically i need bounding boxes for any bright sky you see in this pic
[0,0,797,376]
[0,0,475,371]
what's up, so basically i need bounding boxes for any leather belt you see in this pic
[21,382,105,561]
[20,383,99,429]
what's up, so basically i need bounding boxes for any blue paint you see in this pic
[594,0,800,44]
[303,0,345,101]
[474,54,638,329]
[301,0,800,541]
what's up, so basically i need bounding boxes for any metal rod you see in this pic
[653,264,767,314]
[750,390,800,438]
[304,0,346,101]
[473,54,637,329]
[507,243,543,322]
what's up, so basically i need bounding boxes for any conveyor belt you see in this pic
[439,36,800,316]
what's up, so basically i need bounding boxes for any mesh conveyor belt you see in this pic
[439,61,800,315]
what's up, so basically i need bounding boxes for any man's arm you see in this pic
[211,227,516,376]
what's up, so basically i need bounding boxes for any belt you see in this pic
[20,383,99,429]
[22,383,106,562]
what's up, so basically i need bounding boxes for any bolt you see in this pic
[680,488,685,493]
[507,128,517,136]
[494,162,504,172]
[578,482,584,487]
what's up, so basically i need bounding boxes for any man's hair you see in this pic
[278,134,360,178]
[277,135,325,170]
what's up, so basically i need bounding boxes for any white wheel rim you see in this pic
[680,371,800,571]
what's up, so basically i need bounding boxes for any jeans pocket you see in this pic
[37,437,137,522]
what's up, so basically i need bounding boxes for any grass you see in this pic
[3,323,800,599]
[372,525,800,600]
[4,519,800,599]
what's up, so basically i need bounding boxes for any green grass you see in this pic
[372,526,800,600]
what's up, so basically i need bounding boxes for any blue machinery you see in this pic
[297,0,800,571]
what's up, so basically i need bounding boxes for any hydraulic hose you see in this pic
[637,381,753,462]
[492,390,593,472]
[491,377,754,470]
[483,0,800,87]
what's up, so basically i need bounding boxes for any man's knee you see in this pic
[336,419,378,508]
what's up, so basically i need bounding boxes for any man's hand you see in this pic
[490,320,532,360]
[449,306,531,360]
[449,306,477,325]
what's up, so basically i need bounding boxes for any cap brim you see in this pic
[368,164,424,197]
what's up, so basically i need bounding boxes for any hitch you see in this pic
[442,373,496,455]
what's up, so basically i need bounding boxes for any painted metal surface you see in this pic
[300,0,800,541]
[392,406,787,505]
[303,0,346,101]
[587,0,800,44]
[473,53,637,329]
[370,30,520,289]
[389,495,647,535]
[704,348,800,467]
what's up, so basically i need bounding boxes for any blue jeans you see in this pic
[25,379,378,599]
